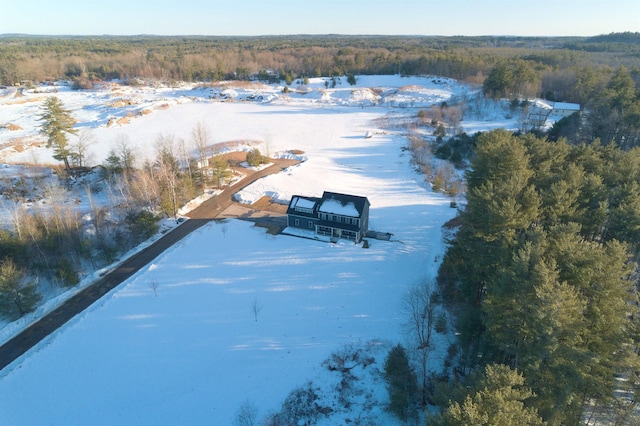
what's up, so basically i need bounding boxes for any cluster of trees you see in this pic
[437,129,640,424]
[0,171,162,319]
[91,121,234,224]
[0,98,237,320]
[486,64,640,148]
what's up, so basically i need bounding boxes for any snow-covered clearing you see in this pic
[0,75,523,424]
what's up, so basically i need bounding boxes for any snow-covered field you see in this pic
[0,75,521,424]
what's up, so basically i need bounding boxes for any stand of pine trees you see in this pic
[438,129,640,425]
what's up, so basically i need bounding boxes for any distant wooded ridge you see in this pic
[1,33,639,93]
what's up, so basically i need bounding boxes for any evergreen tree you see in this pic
[483,61,513,99]
[0,258,42,319]
[383,344,418,422]
[465,130,540,243]
[606,181,640,248]
[209,154,232,188]
[103,149,123,175]
[439,131,640,423]
[246,148,264,167]
[433,364,545,426]
[482,228,588,423]
[38,96,77,172]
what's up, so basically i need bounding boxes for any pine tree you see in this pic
[548,227,638,422]
[38,96,77,172]
[606,181,640,247]
[483,61,513,99]
[465,130,540,243]
[210,154,232,189]
[0,259,42,319]
[482,227,589,423]
[434,364,545,426]
[383,344,418,422]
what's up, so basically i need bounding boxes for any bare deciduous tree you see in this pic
[252,298,262,322]
[70,129,96,168]
[192,120,213,170]
[233,400,258,426]
[116,134,137,172]
[402,279,440,406]
[149,280,159,297]
[4,200,25,241]
[155,134,180,218]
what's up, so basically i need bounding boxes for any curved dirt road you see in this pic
[0,159,299,371]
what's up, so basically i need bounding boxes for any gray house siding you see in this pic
[287,214,318,230]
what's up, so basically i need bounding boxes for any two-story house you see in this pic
[286,191,370,242]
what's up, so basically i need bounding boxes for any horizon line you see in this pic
[1,32,632,38]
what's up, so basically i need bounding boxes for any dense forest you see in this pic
[1,33,639,94]
[435,130,640,424]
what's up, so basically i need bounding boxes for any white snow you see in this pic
[0,74,537,425]
[318,199,360,217]
[290,196,317,211]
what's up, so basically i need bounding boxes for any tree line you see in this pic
[3,33,639,148]
[1,33,638,97]
[435,129,640,424]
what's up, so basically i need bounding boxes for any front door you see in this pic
[332,228,341,238]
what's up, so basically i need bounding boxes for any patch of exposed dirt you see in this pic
[251,196,288,214]
[222,150,248,164]
[3,123,22,131]
[110,99,137,108]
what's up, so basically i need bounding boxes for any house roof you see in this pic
[318,191,369,218]
[286,195,321,217]
[291,196,317,210]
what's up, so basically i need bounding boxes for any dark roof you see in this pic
[318,191,370,218]
[286,195,321,217]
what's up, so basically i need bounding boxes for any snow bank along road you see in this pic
[0,158,299,371]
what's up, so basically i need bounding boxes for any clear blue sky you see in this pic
[2,0,638,37]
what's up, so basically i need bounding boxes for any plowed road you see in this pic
[0,159,299,371]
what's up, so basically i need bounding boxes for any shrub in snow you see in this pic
[323,344,376,374]
[322,343,376,409]
[245,148,265,167]
[72,77,93,90]
[56,258,80,287]
[266,381,331,425]
[126,210,160,240]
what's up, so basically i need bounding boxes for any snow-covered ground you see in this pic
[0,75,523,424]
